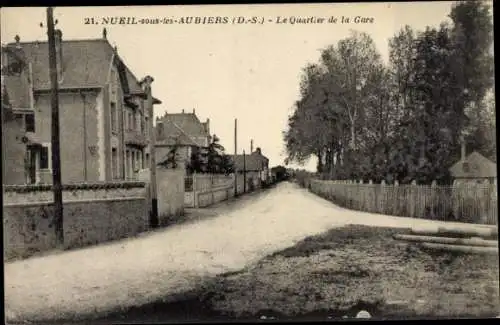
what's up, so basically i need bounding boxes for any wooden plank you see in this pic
[411,226,498,239]
[420,242,499,255]
[394,234,498,247]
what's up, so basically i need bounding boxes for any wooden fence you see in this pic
[310,179,498,225]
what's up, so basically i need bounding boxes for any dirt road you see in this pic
[4,182,494,323]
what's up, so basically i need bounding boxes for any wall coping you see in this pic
[3,181,146,193]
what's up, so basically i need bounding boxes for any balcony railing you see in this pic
[125,130,149,147]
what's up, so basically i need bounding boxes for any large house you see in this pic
[1,29,161,185]
[155,109,211,171]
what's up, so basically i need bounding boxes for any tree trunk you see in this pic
[420,242,498,255]
[393,234,497,247]
[350,123,356,149]
[316,152,323,173]
[411,226,498,239]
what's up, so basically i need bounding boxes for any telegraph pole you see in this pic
[243,149,246,193]
[143,76,158,228]
[47,7,64,247]
[234,118,238,197]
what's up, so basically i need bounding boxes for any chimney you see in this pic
[182,109,184,113]
[205,118,210,134]
[193,108,196,114]
[54,29,63,79]
[157,120,164,139]
[250,139,254,153]
[14,35,21,48]
[102,27,107,39]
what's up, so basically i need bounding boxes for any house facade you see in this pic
[229,147,270,189]
[155,109,211,172]
[1,29,161,185]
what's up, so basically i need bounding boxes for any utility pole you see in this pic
[234,118,238,197]
[243,149,246,193]
[143,76,158,228]
[47,7,64,247]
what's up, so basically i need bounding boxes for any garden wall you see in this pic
[3,182,148,260]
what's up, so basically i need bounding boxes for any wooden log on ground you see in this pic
[411,226,498,239]
[394,234,498,247]
[420,242,499,255]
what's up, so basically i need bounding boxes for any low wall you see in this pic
[184,174,234,208]
[197,185,233,208]
[3,182,148,260]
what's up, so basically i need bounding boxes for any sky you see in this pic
[1,2,463,171]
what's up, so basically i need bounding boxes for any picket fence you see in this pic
[310,179,498,225]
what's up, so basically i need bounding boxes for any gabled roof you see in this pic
[156,118,199,147]
[229,154,265,171]
[2,73,31,109]
[449,151,497,178]
[156,112,209,147]
[9,39,111,90]
[5,39,161,103]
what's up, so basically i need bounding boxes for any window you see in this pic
[128,112,133,130]
[125,150,130,178]
[145,117,149,137]
[145,153,150,168]
[40,145,50,170]
[111,148,118,179]
[137,114,142,133]
[110,102,117,133]
[132,151,136,172]
[25,113,35,132]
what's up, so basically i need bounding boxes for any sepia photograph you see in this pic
[1,1,498,323]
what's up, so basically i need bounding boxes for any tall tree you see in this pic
[319,31,384,178]
[449,0,494,156]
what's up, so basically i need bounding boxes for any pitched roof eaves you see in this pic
[33,85,103,92]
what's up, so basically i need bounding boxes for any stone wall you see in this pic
[3,182,148,261]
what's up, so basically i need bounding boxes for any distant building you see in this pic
[1,29,161,185]
[449,150,497,185]
[154,109,211,171]
[229,147,269,188]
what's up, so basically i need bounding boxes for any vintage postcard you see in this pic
[2,2,497,323]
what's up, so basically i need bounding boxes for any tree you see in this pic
[449,0,494,109]
[449,0,494,158]
[187,146,204,174]
[158,138,181,169]
[220,154,235,175]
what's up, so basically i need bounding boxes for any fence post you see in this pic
[193,173,198,208]
[410,180,417,218]
[430,180,437,220]
[380,180,386,214]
